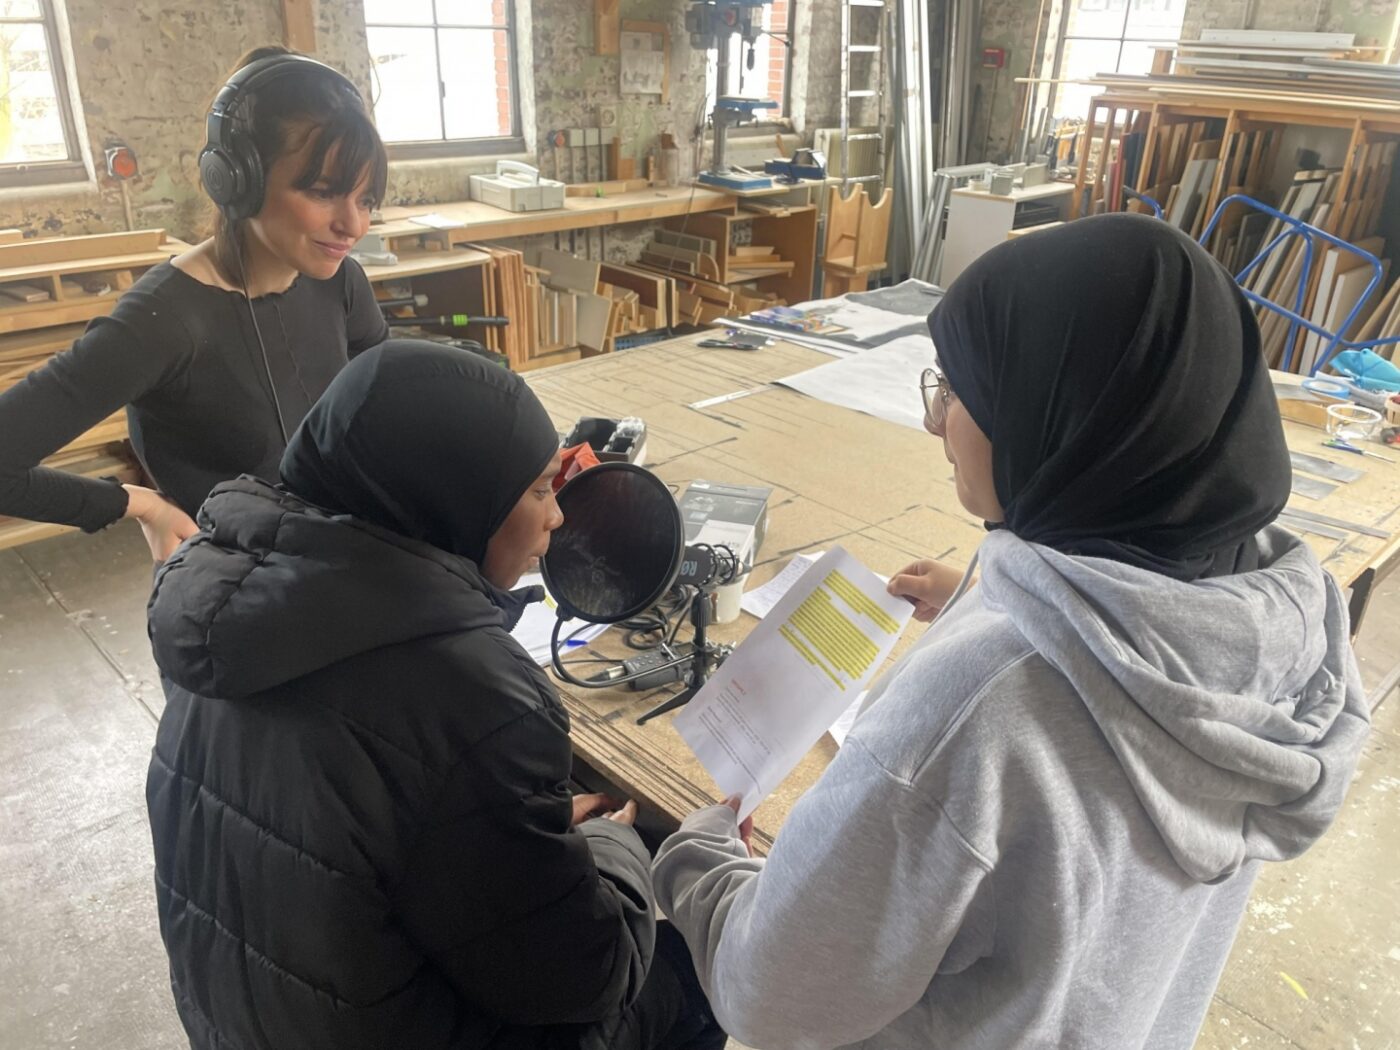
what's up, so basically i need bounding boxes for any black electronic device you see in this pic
[199,54,361,222]
[540,462,740,723]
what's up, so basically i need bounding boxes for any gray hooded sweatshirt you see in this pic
[652,526,1370,1050]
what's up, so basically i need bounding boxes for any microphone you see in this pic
[676,543,741,590]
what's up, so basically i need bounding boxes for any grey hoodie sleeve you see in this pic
[653,739,993,1050]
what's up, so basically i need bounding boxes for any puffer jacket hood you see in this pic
[148,476,536,700]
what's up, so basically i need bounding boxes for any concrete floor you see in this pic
[1,519,1396,1050]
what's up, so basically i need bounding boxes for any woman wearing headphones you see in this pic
[0,46,389,561]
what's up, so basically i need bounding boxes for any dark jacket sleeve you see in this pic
[0,297,191,531]
[392,699,656,1028]
[343,258,389,356]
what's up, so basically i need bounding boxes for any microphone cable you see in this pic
[233,230,290,445]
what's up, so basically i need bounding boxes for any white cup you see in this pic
[710,576,747,624]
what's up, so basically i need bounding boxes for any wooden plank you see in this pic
[282,0,316,52]
[641,242,721,281]
[0,249,174,285]
[0,293,123,334]
[656,227,718,257]
[0,230,165,269]
[598,262,671,327]
[595,0,621,54]
[532,248,602,296]
[565,178,651,198]
[1198,29,1357,50]
[359,247,493,283]
[641,251,695,275]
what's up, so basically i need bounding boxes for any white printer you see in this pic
[469,160,566,213]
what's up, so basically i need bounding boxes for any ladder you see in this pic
[838,0,889,195]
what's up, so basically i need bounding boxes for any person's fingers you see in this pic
[606,800,638,825]
[737,815,754,856]
[887,573,921,599]
[724,794,743,814]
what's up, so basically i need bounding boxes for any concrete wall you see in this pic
[0,0,847,247]
[0,0,372,241]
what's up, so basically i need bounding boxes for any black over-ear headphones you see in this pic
[199,54,362,222]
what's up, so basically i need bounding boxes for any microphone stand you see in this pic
[635,588,714,724]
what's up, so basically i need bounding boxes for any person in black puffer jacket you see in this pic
[145,340,724,1050]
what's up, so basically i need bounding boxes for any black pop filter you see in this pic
[541,462,684,624]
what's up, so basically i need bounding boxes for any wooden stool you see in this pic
[822,184,893,297]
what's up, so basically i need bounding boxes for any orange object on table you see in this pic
[555,443,602,492]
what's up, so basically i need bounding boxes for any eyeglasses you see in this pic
[920,367,953,433]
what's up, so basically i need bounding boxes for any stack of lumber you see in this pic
[0,229,185,549]
[665,274,780,326]
[1228,154,1399,371]
[1082,31,1400,113]
[1169,30,1400,101]
[471,243,531,366]
[1342,268,1400,363]
[641,228,722,281]
[0,228,181,334]
[521,248,670,365]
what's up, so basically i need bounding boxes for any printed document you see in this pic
[675,547,913,819]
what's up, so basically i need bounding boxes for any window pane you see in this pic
[362,0,434,26]
[367,26,444,142]
[1065,0,1128,40]
[1052,37,1122,120]
[1125,0,1187,41]
[0,0,43,16]
[439,28,512,139]
[704,4,789,116]
[434,0,504,27]
[0,23,70,164]
[1119,39,1169,76]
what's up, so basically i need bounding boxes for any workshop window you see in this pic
[365,0,525,158]
[1048,0,1186,124]
[0,0,87,188]
[704,0,792,118]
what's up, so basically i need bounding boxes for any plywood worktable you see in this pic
[521,333,1400,848]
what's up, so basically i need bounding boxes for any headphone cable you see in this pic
[233,230,291,445]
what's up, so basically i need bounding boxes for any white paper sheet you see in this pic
[827,690,867,747]
[740,551,823,619]
[408,212,467,230]
[674,547,913,820]
[509,573,610,666]
[775,333,936,432]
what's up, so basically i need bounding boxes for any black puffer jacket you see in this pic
[146,477,655,1050]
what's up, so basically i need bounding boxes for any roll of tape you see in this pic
[1301,378,1351,401]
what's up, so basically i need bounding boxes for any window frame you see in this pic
[707,1,795,130]
[365,1,526,161]
[0,0,87,188]
[1046,0,1185,123]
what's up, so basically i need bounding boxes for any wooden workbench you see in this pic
[521,333,1400,847]
[376,186,741,244]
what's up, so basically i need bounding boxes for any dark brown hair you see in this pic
[208,46,389,286]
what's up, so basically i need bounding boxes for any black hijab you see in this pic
[280,340,560,565]
[928,213,1290,581]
